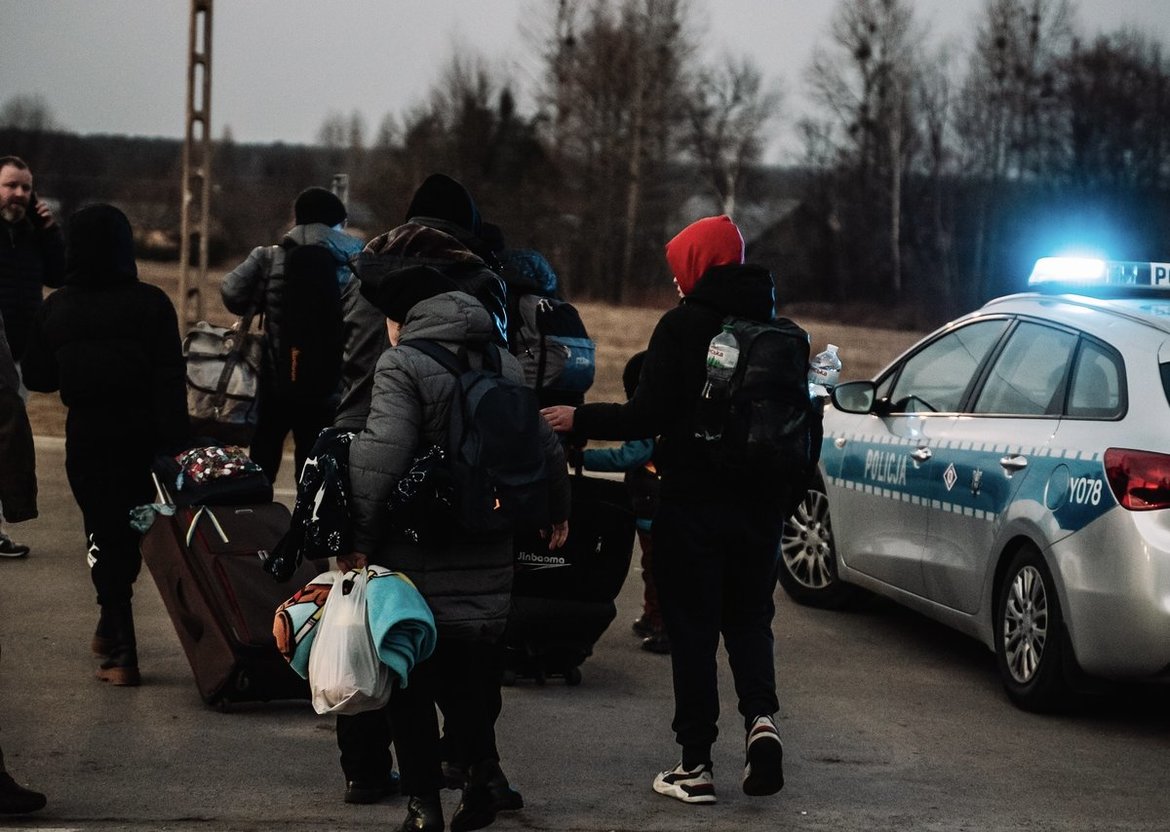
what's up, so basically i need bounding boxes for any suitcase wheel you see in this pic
[564,666,582,686]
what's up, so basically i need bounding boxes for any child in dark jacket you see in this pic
[22,204,191,687]
[578,351,666,653]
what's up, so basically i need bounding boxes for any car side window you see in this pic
[888,319,1008,413]
[1067,339,1123,418]
[972,321,1077,416]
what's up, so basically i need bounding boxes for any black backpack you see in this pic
[268,244,344,400]
[508,293,596,405]
[703,317,821,476]
[402,339,550,537]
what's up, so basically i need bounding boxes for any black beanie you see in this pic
[404,173,481,236]
[66,203,138,284]
[294,187,347,227]
[360,265,460,322]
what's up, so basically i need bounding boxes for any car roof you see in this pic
[975,292,1170,343]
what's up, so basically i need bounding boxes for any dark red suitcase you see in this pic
[140,502,318,707]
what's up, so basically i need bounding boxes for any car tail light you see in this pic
[1104,448,1170,511]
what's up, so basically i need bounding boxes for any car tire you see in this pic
[994,546,1068,712]
[777,479,858,609]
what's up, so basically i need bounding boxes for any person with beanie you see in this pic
[22,204,192,687]
[337,259,570,832]
[542,215,797,805]
[221,185,364,482]
[333,173,507,432]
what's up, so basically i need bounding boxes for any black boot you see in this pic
[450,760,506,832]
[482,759,523,812]
[0,771,46,814]
[95,603,139,686]
[400,793,444,832]
[91,605,116,657]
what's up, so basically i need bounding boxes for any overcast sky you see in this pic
[5,0,1170,163]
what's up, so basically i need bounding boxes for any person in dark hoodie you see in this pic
[334,173,508,433]
[542,215,795,805]
[22,204,191,687]
[339,263,569,832]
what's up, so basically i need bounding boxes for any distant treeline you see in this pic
[6,0,1170,329]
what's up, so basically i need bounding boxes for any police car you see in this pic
[779,258,1170,711]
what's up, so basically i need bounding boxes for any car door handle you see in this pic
[910,447,933,462]
[999,455,1028,472]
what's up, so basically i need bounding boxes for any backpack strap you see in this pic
[402,338,502,376]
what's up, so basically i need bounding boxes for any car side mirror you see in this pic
[830,380,877,414]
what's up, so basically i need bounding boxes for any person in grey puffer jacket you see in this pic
[220,187,364,482]
[338,265,569,832]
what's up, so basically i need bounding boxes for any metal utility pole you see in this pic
[178,0,213,328]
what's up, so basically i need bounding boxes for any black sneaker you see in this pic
[632,616,656,638]
[0,534,30,559]
[742,715,784,796]
[652,761,716,804]
[641,630,671,654]
[0,772,46,814]
[345,770,401,804]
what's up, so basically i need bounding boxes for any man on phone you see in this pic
[0,155,64,558]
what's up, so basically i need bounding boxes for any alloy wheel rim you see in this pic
[1002,564,1049,684]
[781,490,835,590]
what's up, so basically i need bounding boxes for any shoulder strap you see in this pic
[402,338,502,376]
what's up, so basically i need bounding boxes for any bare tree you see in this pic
[804,0,923,297]
[0,94,60,132]
[683,54,782,215]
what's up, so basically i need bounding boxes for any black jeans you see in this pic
[391,638,502,796]
[249,386,334,484]
[652,496,785,767]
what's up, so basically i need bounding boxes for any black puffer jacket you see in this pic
[348,290,570,643]
[573,263,782,502]
[334,222,508,430]
[21,205,190,458]
[0,213,65,358]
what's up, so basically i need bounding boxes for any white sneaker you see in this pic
[743,714,784,796]
[652,762,716,804]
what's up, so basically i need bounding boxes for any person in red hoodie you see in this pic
[543,215,801,806]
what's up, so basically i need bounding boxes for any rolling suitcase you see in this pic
[141,496,320,708]
[503,473,635,685]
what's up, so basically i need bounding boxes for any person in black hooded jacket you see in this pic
[542,215,802,805]
[334,174,508,432]
[22,204,191,687]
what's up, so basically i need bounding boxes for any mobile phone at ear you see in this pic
[27,190,43,228]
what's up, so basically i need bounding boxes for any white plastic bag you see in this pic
[308,569,392,715]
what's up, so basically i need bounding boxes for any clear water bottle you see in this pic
[696,325,740,441]
[808,344,841,399]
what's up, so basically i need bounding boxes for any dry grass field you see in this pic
[24,262,926,437]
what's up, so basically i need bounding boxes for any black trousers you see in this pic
[336,707,394,783]
[65,447,153,607]
[249,386,334,484]
[652,496,785,766]
[391,638,503,796]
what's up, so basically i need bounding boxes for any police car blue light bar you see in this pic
[1029,257,1170,290]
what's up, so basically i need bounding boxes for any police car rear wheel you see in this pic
[994,546,1068,712]
[778,482,858,609]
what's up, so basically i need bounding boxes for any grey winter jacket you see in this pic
[220,222,364,388]
[347,290,571,643]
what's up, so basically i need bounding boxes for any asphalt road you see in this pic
[1,438,1169,831]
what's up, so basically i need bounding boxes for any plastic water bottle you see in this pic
[696,325,740,441]
[808,344,841,399]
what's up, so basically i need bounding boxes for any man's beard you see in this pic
[0,202,27,223]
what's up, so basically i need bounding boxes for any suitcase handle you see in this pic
[174,577,206,642]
